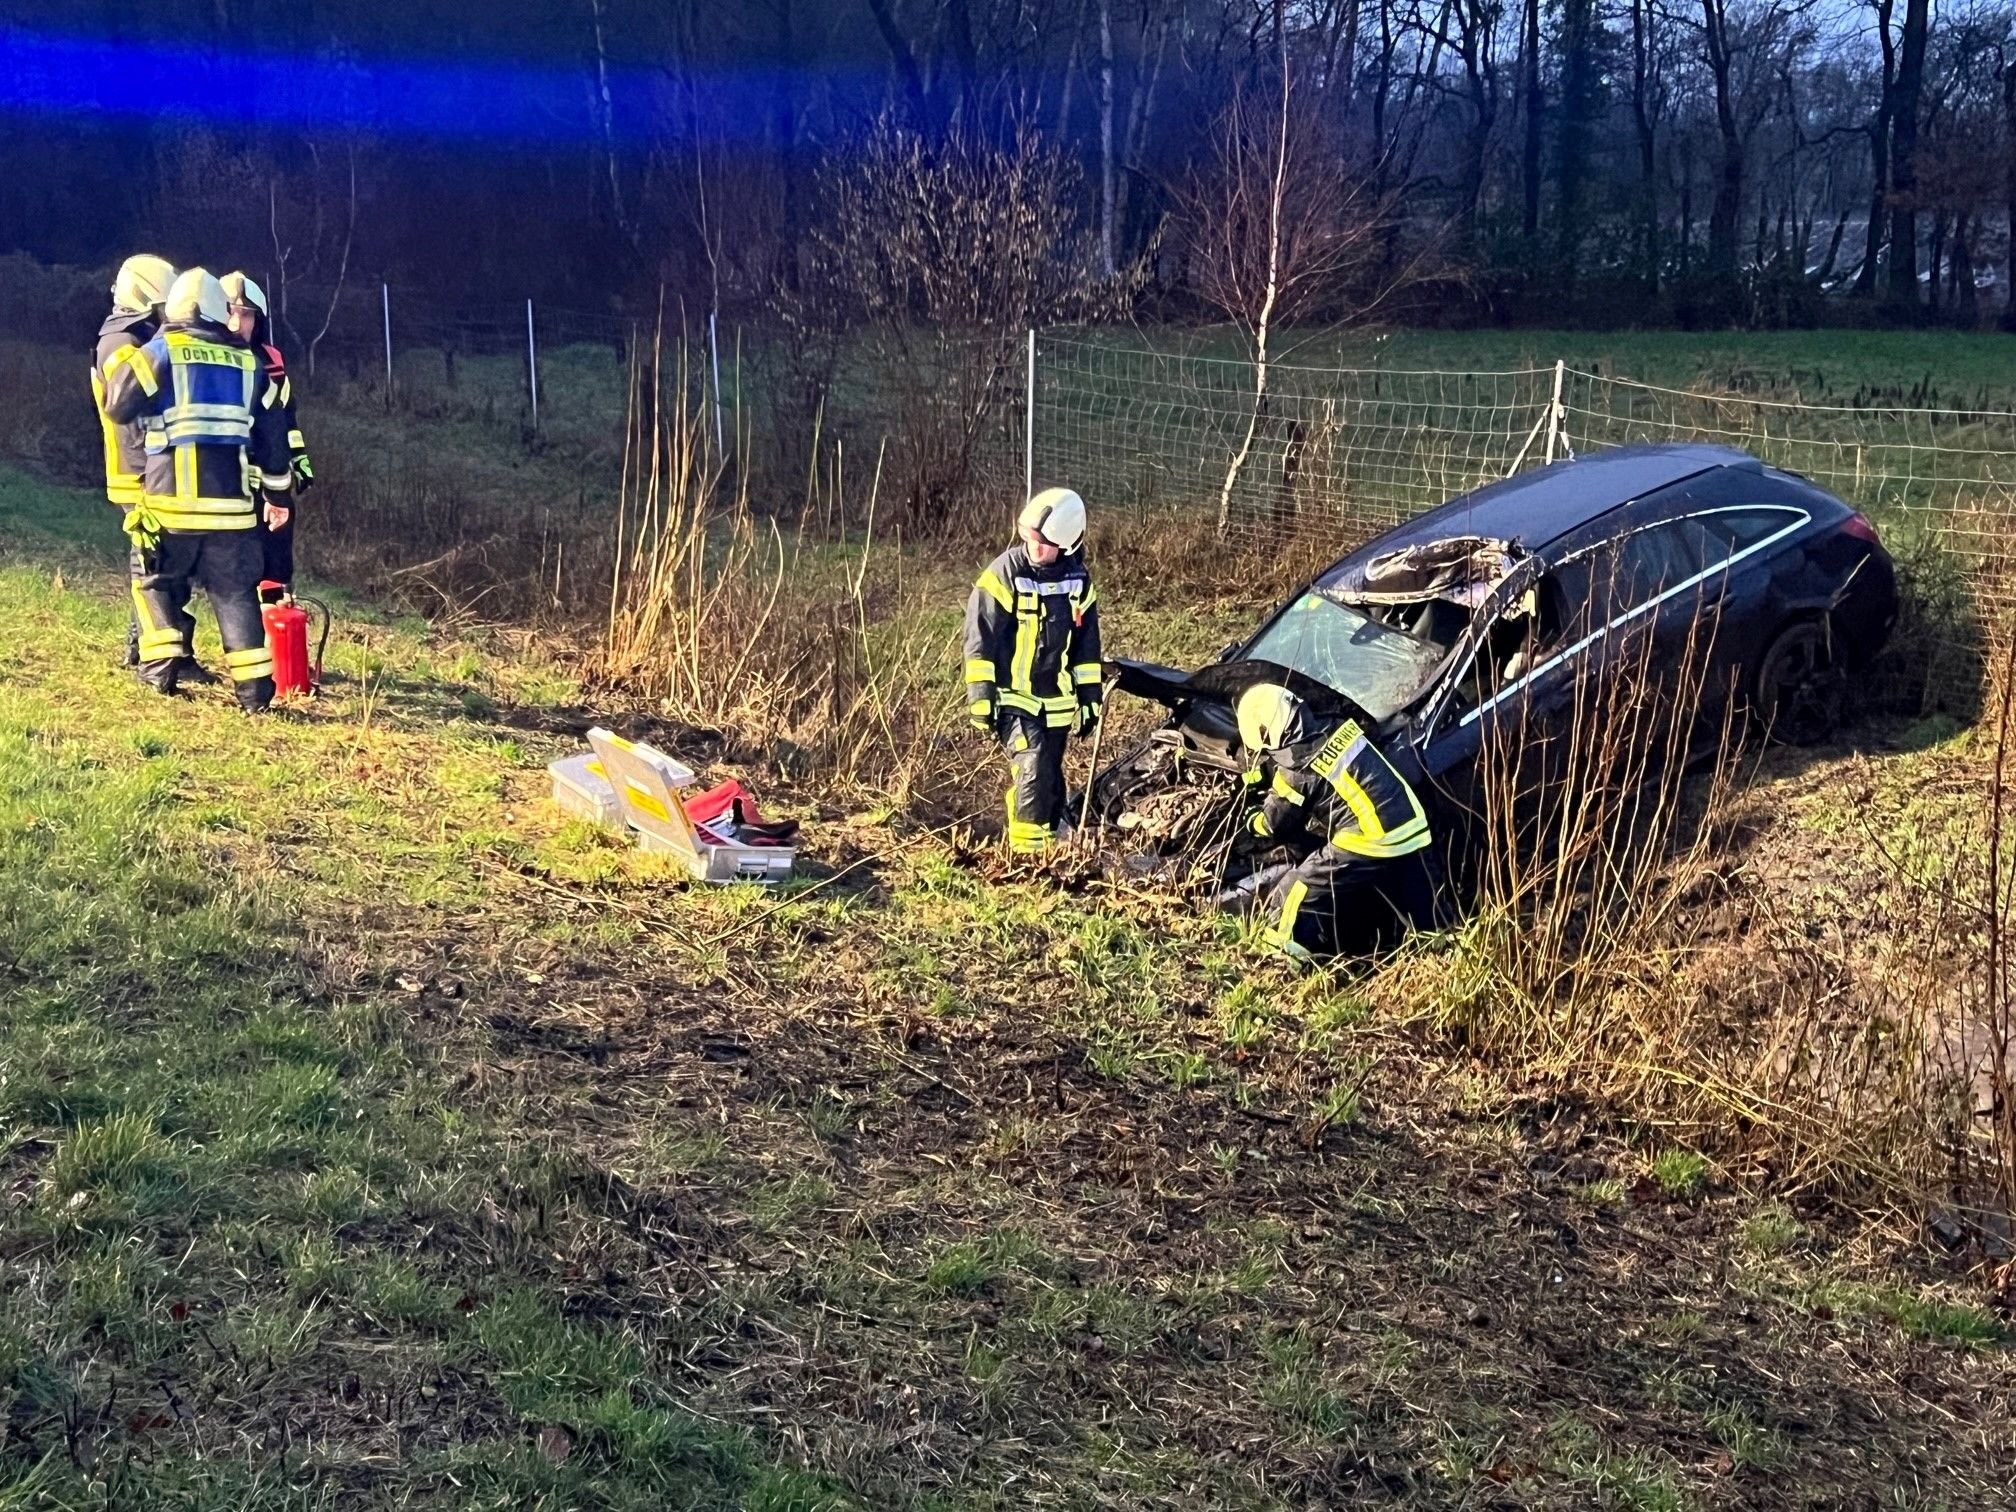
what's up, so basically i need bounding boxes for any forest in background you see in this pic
[3,0,2013,334]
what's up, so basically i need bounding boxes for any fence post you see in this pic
[1543,359,1567,464]
[381,283,393,411]
[526,298,540,436]
[707,309,725,456]
[1025,328,1037,503]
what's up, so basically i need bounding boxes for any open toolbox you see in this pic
[548,727,796,886]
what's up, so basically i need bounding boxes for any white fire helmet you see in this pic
[111,254,177,313]
[219,271,268,335]
[1237,682,1304,755]
[1018,487,1087,553]
[164,269,230,328]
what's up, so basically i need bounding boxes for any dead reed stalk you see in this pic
[597,327,980,811]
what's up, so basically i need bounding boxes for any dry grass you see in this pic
[597,335,982,816]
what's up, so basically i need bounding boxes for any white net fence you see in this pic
[1032,331,2016,698]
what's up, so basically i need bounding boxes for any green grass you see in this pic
[1649,1149,1709,1198]
[3,453,2013,1507]
[0,470,837,1506]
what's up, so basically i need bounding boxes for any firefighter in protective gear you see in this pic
[1235,682,1440,962]
[964,488,1104,854]
[101,268,295,712]
[91,253,176,670]
[221,272,314,587]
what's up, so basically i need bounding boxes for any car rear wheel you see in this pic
[1752,619,1843,746]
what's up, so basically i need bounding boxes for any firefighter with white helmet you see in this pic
[1234,680,1440,962]
[91,253,178,670]
[964,487,1104,854]
[221,271,315,588]
[101,268,296,712]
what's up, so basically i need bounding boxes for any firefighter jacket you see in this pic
[90,309,163,507]
[964,544,1103,729]
[254,339,314,491]
[1244,717,1432,861]
[102,321,294,533]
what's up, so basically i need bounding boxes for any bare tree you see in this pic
[1177,54,1432,537]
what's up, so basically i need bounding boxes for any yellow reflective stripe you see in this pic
[226,647,275,682]
[997,691,1042,713]
[1271,772,1305,805]
[1264,879,1310,951]
[287,429,306,449]
[1331,773,1384,839]
[174,445,194,501]
[1242,767,1262,788]
[106,344,160,397]
[1043,709,1075,729]
[1071,663,1102,685]
[975,569,1013,611]
[138,631,186,658]
[964,658,996,684]
[969,699,993,716]
[141,496,259,530]
[1010,606,1038,694]
[1332,825,1432,859]
[1251,810,1273,838]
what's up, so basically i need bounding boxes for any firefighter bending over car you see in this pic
[101,269,296,713]
[1233,682,1442,962]
[964,488,1104,854]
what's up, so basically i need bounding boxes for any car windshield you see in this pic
[1242,590,1451,721]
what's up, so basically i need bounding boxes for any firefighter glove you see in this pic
[123,505,163,552]
[1075,700,1101,737]
[293,455,315,490]
[969,699,995,735]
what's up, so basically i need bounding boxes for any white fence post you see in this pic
[708,309,725,456]
[1543,359,1567,464]
[526,298,540,436]
[381,282,393,410]
[1025,328,1037,504]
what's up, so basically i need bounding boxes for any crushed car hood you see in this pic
[1323,535,1524,609]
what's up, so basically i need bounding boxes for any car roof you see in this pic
[1320,444,1762,580]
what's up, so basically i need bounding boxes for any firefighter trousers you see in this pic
[131,531,275,710]
[1000,712,1069,854]
[1262,843,1443,962]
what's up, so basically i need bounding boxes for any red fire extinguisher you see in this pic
[258,581,330,699]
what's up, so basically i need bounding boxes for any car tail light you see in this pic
[1840,512,1882,545]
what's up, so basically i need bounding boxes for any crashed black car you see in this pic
[1090,442,1898,866]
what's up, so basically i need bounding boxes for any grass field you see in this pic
[5,430,2016,1509]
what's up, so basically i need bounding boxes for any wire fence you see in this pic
[153,288,2016,703]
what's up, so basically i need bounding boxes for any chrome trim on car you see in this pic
[1451,506,1814,730]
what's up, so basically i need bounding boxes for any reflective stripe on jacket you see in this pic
[91,310,161,507]
[102,324,294,533]
[963,544,1103,729]
[1246,718,1431,860]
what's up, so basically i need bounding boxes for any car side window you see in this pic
[1691,507,1805,559]
[1442,578,1565,721]
[1611,518,1717,608]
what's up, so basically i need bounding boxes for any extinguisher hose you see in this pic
[298,594,333,680]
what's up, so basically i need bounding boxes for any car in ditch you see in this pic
[1088,442,1899,872]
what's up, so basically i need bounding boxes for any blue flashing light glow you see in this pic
[0,26,835,145]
